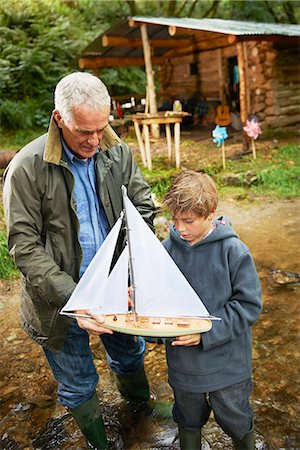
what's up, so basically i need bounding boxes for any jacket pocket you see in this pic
[166,342,229,375]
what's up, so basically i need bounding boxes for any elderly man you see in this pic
[3,72,156,449]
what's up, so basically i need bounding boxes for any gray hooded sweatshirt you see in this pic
[163,216,262,393]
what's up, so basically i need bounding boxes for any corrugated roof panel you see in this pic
[132,16,300,37]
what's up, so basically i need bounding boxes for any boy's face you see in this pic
[172,210,215,246]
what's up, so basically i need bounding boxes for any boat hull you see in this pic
[89,314,212,337]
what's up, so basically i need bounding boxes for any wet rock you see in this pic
[6,334,18,342]
[32,415,70,449]
[221,171,258,187]
[1,433,20,450]
[271,269,300,285]
[27,394,54,408]
[221,173,242,186]
[0,386,19,402]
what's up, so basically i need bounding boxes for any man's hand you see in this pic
[75,310,113,336]
[171,333,201,347]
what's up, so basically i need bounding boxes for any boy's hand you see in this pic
[171,333,201,346]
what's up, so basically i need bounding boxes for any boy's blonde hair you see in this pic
[164,170,218,218]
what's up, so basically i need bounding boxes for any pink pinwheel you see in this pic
[243,117,262,160]
[243,119,262,140]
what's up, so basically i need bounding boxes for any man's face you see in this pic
[54,106,110,159]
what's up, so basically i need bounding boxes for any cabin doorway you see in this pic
[228,56,240,112]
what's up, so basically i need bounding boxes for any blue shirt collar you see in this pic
[61,137,99,163]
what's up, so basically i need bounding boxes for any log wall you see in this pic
[158,39,300,128]
[247,40,300,127]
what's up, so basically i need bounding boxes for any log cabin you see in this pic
[79,17,300,130]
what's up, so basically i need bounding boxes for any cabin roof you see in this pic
[131,16,300,37]
[80,17,300,67]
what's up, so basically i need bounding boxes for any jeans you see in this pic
[43,320,146,409]
[173,379,254,441]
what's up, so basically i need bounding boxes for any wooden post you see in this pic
[221,142,226,170]
[251,138,257,160]
[143,124,152,170]
[243,42,251,114]
[217,49,224,100]
[134,121,147,167]
[165,123,172,161]
[174,122,181,169]
[140,24,159,139]
[236,41,248,124]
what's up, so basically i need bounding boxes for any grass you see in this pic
[0,231,18,279]
[140,142,300,202]
[0,127,46,151]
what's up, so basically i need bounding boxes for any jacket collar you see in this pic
[43,115,121,165]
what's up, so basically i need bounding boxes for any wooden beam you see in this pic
[102,34,191,48]
[79,56,165,69]
[236,41,248,123]
[164,35,236,59]
[238,35,300,44]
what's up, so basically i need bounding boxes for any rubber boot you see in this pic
[70,393,109,450]
[114,364,173,419]
[178,425,201,450]
[114,364,150,405]
[232,426,255,450]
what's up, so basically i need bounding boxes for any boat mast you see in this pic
[121,186,137,317]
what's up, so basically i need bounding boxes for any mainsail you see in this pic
[123,194,210,318]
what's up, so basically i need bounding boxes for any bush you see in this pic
[0,98,52,130]
[0,230,18,279]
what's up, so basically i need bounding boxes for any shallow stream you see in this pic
[0,199,299,449]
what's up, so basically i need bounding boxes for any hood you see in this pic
[43,115,121,165]
[169,215,238,248]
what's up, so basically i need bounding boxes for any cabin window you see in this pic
[190,62,198,75]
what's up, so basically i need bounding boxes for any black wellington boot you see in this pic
[70,393,109,450]
[232,426,255,450]
[113,364,150,405]
[178,425,202,450]
[114,364,173,419]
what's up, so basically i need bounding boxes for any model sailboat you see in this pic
[61,186,219,337]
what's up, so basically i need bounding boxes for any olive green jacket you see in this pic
[3,117,155,351]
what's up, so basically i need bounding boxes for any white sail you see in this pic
[61,217,128,314]
[123,195,210,318]
[61,189,213,323]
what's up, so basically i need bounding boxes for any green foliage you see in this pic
[140,157,178,199]
[216,0,300,23]
[0,0,298,133]
[100,66,147,96]
[255,144,300,198]
[0,230,18,279]
[146,142,300,202]
[0,0,134,130]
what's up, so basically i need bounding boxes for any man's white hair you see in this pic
[54,72,111,123]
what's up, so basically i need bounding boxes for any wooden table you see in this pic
[132,111,189,170]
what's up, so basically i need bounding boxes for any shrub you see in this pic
[0,230,18,279]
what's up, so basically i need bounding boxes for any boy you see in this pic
[162,170,262,450]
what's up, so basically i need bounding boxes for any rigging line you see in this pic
[121,186,137,317]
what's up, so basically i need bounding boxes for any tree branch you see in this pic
[263,0,280,23]
[202,0,220,18]
[126,0,136,16]
[283,1,298,24]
